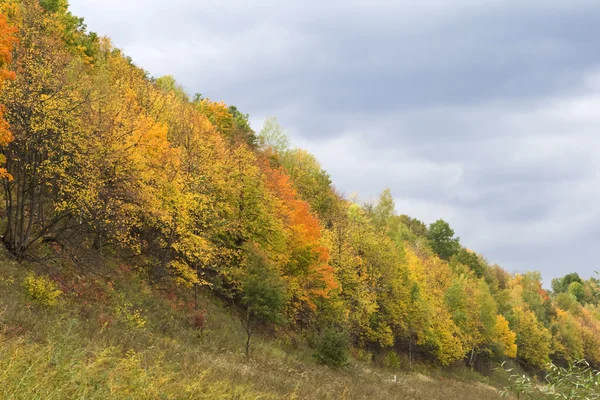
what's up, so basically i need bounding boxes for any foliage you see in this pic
[239,244,287,325]
[551,273,582,294]
[237,243,287,355]
[312,327,350,368]
[258,116,290,154]
[23,271,62,306]
[451,248,485,278]
[493,315,518,358]
[114,294,147,329]
[427,219,461,261]
[501,360,600,400]
[510,306,552,369]
[382,350,402,369]
[0,8,17,178]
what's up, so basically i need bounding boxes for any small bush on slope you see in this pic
[501,360,600,400]
[312,328,350,368]
[23,272,62,307]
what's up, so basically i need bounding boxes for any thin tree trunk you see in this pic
[194,264,199,311]
[469,347,477,368]
[3,178,13,245]
[409,336,413,369]
[24,153,38,249]
[18,149,29,256]
[245,307,252,357]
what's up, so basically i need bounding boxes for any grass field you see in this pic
[0,250,514,399]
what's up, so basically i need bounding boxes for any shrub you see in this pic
[500,360,600,399]
[383,350,401,369]
[312,328,349,368]
[23,272,62,306]
[115,294,147,329]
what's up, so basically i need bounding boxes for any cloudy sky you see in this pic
[69,0,600,284]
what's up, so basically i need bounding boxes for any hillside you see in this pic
[0,249,509,399]
[0,1,599,399]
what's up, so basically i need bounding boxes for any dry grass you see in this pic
[0,250,512,399]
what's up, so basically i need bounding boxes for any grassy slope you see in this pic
[0,249,510,399]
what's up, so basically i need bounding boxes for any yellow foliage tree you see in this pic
[511,306,552,369]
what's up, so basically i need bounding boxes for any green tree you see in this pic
[155,75,189,101]
[568,282,586,304]
[371,188,395,233]
[451,248,485,278]
[397,215,428,237]
[237,244,288,356]
[552,273,583,294]
[258,116,290,154]
[312,327,350,368]
[427,219,460,260]
[228,105,256,147]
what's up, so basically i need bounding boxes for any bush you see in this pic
[312,328,349,368]
[23,272,62,306]
[114,294,147,329]
[500,360,600,399]
[383,351,401,369]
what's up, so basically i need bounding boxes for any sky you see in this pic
[68,0,600,285]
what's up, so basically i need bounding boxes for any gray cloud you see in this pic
[69,0,600,283]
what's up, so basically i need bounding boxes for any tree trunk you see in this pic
[408,336,413,369]
[244,307,252,357]
[468,347,477,368]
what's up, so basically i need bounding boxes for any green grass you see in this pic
[0,250,511,399]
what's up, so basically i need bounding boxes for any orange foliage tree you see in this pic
[0,10,17,178]
[259,155,337,323]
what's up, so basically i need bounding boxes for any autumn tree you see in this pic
[493,315,517,359]
[279,149,338,224]
[2,0,600,374]
[258,116,290,154]
[1,1,88,258]
[259,157,337,326]
[0,8,17,178]
[405,246,465,365]
[509,306,553,369]
[551,308,584,363]
[155,74,189,102]
[196,99,256,147]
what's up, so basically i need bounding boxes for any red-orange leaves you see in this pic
[260,157,337,315]
[0,12,16,84]
[0,11,17,178]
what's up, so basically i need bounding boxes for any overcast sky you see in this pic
[69,0,600,285]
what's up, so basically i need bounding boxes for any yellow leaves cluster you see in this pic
[23,272,62,307]
[493,315,517,358]
[403,245,520,365]
[511,306,552,368]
